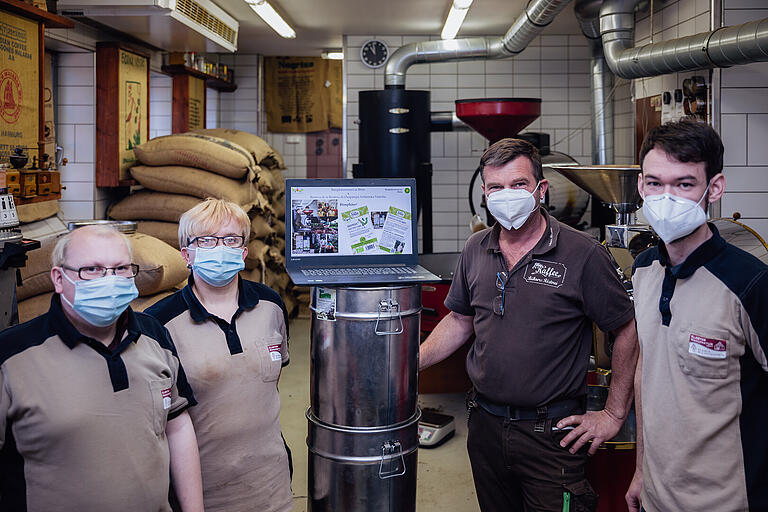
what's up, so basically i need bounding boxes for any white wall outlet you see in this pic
[286,135,301,144]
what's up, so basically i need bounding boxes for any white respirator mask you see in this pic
[641,186,709,244]
[486,182,541,230]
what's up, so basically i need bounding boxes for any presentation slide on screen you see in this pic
[289,185,413,257]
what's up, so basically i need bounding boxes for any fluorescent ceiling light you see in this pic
[441,0,473,40]
[321,50,344,60]
[245,0,296,39]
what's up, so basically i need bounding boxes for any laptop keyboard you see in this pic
[301,267,417,276]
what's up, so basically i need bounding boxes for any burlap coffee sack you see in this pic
[128,233,188,296]
[269,169,286,196]
[108,191,202,223]
[17,200,59,224]
[251,215,275,239]
[130,166,259,208]
[136,221,180,249]
[18,292,54,323]
[272,237,285,254]
[273,219,286,236]
[134,289,179,311]
[239,267,263,284]
[275,194,286,220]
[17,235,58,301]
[134,134,256,179]
[245,239,280,271]
[191,128,274,165]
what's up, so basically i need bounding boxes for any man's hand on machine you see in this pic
[555,409,624,455]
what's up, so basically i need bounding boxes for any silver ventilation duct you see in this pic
[600,0,768,79]
[576,0,615,165]
[384,0,574,88]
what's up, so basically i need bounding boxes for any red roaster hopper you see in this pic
[455,98,542,143]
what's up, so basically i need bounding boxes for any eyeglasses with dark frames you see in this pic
[62,264,140,280]
[493,271,508,316]
[187,235,245,249]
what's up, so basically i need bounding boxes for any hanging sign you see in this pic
[118,48,148,178]
[0,10,39,159]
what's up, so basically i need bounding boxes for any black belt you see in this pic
[474,394,583,420]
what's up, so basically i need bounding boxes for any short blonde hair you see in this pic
[52,225,132,267]
[178,198,251,249]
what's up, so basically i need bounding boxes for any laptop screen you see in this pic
[286,178,418,266]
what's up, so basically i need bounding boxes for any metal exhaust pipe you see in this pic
[384,0,574,88]
[600,0,768,79]
[576,0,614,165]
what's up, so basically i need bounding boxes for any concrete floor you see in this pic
[279,317,481,512]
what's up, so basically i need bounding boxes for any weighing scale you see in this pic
[418,409,455,448]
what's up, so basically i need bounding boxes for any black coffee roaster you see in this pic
[353,89,433,252]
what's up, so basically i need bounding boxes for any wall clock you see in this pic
[360,40,389,69]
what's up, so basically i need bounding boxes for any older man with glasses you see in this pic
[0,225,203,512]
[419,138,638,512]
[146,198,293,512]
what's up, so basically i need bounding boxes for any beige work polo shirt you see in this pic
[633,225,768,512]
[0,296,195,512]
[146,275,292,512]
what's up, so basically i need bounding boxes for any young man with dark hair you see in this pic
[420,137,638,512]
[626,120,768,512]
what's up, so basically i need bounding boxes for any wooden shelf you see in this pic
[0,0,74,28]
[161,64,237,92]
[14,193,61,206]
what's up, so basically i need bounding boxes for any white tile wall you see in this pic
[56,51,98,221]
[719,1,768,237]
[344,31,591,252]
[149,72,172,139]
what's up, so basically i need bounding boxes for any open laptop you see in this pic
[285,178,440,286]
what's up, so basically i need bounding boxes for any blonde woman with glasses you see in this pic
[146,198,293,512]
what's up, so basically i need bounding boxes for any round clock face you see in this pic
[360,40,389,69]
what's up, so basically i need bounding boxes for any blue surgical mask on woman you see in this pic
[61,273,139,327]
[190,246,245,287]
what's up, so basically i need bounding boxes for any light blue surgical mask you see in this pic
[61,272,139,327]
[190,246,245,287]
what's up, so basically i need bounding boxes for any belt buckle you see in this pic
[505,405,522,420]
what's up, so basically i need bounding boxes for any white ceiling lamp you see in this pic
[321,50,344,60]
[245,0,296,39]
[441,0,474,40]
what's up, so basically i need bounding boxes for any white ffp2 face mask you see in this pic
[486,182,541,230]
[642,187,709,244]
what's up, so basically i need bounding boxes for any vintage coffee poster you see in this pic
[0,10,40,161]
[188,75,205,130]
[118,48,148,178]
[265,57,329,133]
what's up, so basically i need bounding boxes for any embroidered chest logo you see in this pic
[688,334,727,360]
[268,343,282,362]
[523,260,567,288]
[161,388,172,410]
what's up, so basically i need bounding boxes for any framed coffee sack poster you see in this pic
[0,9,40,159]
[96,42,149,187]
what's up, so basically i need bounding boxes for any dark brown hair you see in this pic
[479,138,543,183]
[639,120,724,182]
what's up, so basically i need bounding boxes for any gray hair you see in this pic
[52,225,132,267]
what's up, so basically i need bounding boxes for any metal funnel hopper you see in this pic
[455,98,541,143]
[548,165,642,214]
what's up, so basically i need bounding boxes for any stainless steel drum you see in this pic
[307,412,420,512]
[310,285,421,427]
[713,218,768,264]
[308,285,422,512]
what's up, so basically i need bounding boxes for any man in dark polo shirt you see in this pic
[626,121,768,512]
[420,138,638,511]
[0,225,203,512]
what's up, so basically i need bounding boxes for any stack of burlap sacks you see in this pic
[107,129,299,316]
[16,231,191,322]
